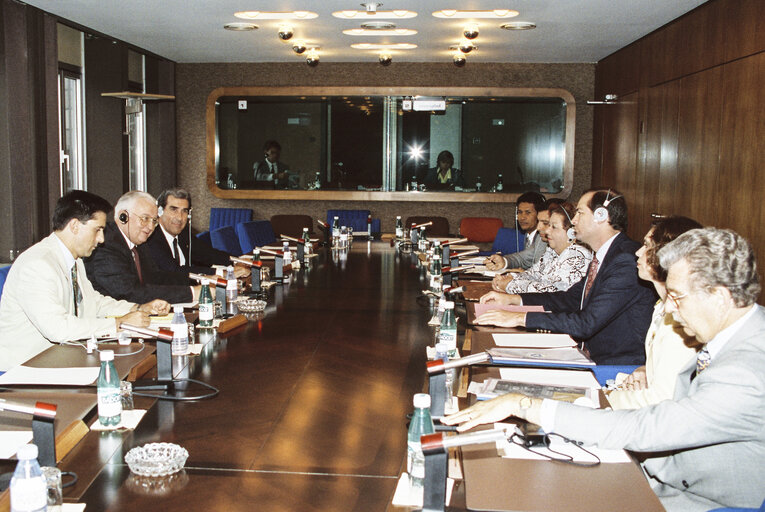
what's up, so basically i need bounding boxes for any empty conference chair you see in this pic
[404,216,450,237]
[209,207,252,233]
[210,225,243,255]
[326,209,381,234]
[270,214,313,239]
[459,217,503,243]
[480,227,525,256]
[236,220,277,253]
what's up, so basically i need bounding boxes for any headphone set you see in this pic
[118,211,129,224]
[593,189,622,223]
[557,207,577,243]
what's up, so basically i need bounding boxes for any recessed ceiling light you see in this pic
[333,9,417,19]
[432,9,519,19]
[449,43,478,53]
[500,21,537,30]
[343,26,417,36]
[362,21,396,29]
[224,22,258,31]
[351,43,417,50]
[234,11,319,20]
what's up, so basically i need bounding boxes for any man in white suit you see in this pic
[0,190,169,371]
[444,227,765,511]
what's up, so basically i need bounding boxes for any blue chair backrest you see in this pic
[196,231,212,246]
[0,265,11,301]
[326,209,380,233]
[491,228,525,255]
[236,220,277,253]
[209,208,252,233]
[210,225,243,255]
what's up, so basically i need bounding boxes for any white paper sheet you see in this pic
[391,473,455,508]
[492,333,576,348]
[0,366,100,385]
[0,431,34,458]
[498,367,600,389]
[90,409,147,431]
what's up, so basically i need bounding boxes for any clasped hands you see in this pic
[116,299,171,330]
[474,291,526,328]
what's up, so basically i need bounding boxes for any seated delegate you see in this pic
[484,191,548,271]
[477,189,656,365]
[606,215,701,409]
[445,227,765,512]
[0,190,168,371]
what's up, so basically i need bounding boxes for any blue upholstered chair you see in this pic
[591,365,641,386]
[235,220,277,253]
[210,225,243,255]
[478,227,525,256]
[209,207,252,233]
[326,210,381,235]
[196,230,212,247]
[0,265,11,302]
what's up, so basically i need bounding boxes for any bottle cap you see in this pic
[435,342,448,355]
[444,301,455,309]
[201,279,210,286]
[396,215,401,219]
[413,393,431,409]
[16,443,38,460]
[334,216,339,219]
[99,350,115,362]
[173,305,184,313]
[227,265,234,271]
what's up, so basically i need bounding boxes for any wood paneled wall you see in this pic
[593,0,765,273]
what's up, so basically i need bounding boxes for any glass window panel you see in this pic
[59,71,85,192]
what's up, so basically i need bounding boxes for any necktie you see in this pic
[173,237,180,266]
[583,255,599,299]
[131,246,144,284]
[691,348,711,381]
[71,265,82,317]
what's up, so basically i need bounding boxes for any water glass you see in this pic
[41,466,62,511]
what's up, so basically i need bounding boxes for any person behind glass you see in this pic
[607,215,702,409]
[445,227,765,512]
[421,151,466,190]
[492,202,594,294]
[0,190,169,371]
[84,191,200,304]
[484,191,547,271]
[477,188,656,365]
[253,140,289,189]
[144,188,249,278]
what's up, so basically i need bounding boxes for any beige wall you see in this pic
[176,62,594,233]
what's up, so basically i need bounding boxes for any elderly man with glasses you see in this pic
[84,190,200,304]
[444,227,765,512]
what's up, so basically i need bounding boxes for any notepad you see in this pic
[492,333,576,348]
[0,366,100,385]
[498,367,600,389]
[487,347,595,368]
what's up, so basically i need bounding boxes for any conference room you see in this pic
[0,0,763,510]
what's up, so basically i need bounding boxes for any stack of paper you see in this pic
[487,347,595,369]
[491,333,576,348]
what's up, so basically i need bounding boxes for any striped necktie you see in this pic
[71,264,82,316]
[691,348,711,382]
[583,255,599,299]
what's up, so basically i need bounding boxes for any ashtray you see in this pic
[125,442,188,477]
[236,297,267,312]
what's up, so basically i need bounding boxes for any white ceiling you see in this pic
[23,0,708,63]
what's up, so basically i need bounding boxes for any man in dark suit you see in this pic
[477,188,656,364]
[252,140,291,189]
[421,150,466,190]
[84,191,199,304]
[144,188,246,276]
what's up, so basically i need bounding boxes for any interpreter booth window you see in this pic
[58,69,86,193]
[211,89,573,198]
[394,97,567,194]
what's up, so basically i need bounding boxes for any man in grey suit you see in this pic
[445,227,765,511]
[0,191,169,371]
[484,191,547,271]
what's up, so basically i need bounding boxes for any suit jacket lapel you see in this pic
[581,232,624,308]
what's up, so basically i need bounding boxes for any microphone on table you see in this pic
[440,264,476,286]
[0,399,58,467]
[229,256,264,293]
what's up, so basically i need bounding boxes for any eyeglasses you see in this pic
[665,290,689,309]
[129,211,159,227]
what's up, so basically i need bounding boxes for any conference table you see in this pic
[0,242,663,511]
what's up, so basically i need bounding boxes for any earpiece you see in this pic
[567,228,576,242]
[593,189,622,223]
[118,211,128,224]
[187,207,192,221]
[157,206,164,217]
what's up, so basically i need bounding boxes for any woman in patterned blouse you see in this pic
[501,202,593,293]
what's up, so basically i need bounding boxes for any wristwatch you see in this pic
[519,396,533,410]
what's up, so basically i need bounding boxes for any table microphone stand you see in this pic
[122,324,219,401]
[0,400,57,491]
[426,352,490,418]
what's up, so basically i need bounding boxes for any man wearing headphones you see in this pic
[145,188,247,276]
[84,191,200,304]
[477,188,656,364]
[485,191,548,271]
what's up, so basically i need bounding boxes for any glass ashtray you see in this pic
[125,443,188,477]
[236,297,267,312]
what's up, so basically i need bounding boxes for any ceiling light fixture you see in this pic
[343,27,417,36]
[458,39,475,53]
[332,6,417,19]
[500,21,536,30]
[350,43,417,50]
[378,52,392,66]
[292,41,307,54]
[306,48,320,67]
[224,23,258,31]
[432,9,519,19]
[453,51,467,67]
[234,11,319,20]
[463,24,479,39]
[277,25,294,40]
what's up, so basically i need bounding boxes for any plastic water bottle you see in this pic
[331,216,340,247]
[302,227,312,257]
[198,279,214,328]
[435,342,455,411]
[170,306,189,355]
[252,247,261,265]
[395,216,404,238]
[97,350,122,426]
[418,226,427,251]
[496,173,504,192]
[10,444,46,512]
[475,176,482,192]
[282,242,292,266]
[407,393,435,495]
[439,301,458,357]
[225,265,238,304]
[340,226,349,249]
